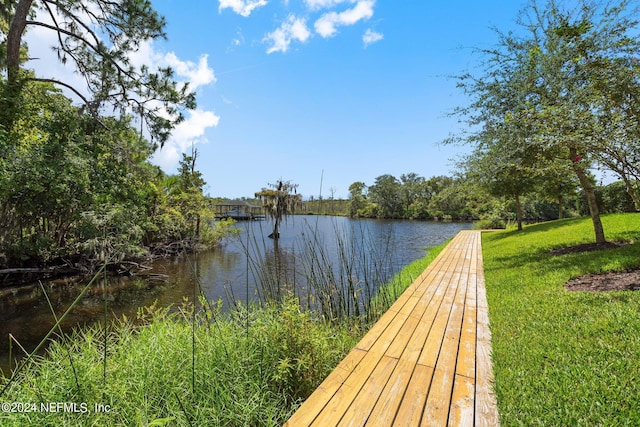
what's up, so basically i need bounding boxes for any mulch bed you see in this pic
[549,240,639,292]
[565,269,640,292]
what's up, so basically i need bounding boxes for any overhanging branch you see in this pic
[26,77,108,130]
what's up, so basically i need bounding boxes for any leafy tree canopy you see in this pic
[0,0,195,145]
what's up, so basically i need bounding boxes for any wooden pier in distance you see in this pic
[213,200,265,221]
[284,230,499,426]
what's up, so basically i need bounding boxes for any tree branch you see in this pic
[25,77,109,130]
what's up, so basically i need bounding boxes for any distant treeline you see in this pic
[343,173,638,222]
[222,173,637,223]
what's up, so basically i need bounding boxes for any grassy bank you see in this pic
[483,213,640,425]
[0,241,448,426]
[0,299,359,426]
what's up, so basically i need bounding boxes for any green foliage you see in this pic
[0,298,360,426]
[76,205,147,263]
[251,298,356,402]
[1,0,195,145]
[348,181,368,217]
[0,79,228,267]
[598,180,637,214]
[347,173,480,220]
[368,174,402,218]
[483,213,640,424]
[474,216,506,230]
[199,218,241,248]
[300,198,350,216]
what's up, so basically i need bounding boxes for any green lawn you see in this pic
[482,213,640,425]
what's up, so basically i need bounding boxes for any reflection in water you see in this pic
[0,216,471,375]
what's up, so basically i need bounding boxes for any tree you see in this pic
[0,81,90,258]
[452,0,640,244]
[0,77,164,265]
[426,177,472,220]
[399,173,426,218]
[174,149,206,238]
[368,174,402,218]
[463,144,538,230]
[0,0,195,144]
[347,181,368,217]
[255,180,302,239]
[533,159,580,219]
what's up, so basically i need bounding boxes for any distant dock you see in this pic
[214,200,266,221]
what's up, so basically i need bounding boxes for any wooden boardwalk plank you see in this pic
[363,248,462,426]
[284,230,499,427]
[421,238,472,425]
[338,355,398,426]
[284,349,369,426]
[474,238,499,427]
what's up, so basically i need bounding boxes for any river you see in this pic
[0,216,472,375]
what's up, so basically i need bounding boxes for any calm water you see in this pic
[0,216,471,374]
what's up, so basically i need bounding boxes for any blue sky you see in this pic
[30,1,529,199]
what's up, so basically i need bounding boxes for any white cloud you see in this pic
[264,15,311,54]
[304,0,352,11]
[151,109,221,170]
[218,0,268,17]
[128,42,216,91]
[314,0,375,38]
[164,53,216,90]
[362,28,383,47]
[173,109,221,146]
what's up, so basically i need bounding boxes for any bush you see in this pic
[474,216,506,230]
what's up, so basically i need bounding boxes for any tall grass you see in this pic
[238,217,446,324]
[296,220,396,323]
[483,213,640,425]
[237,218,398,323]
[0,299,360,426]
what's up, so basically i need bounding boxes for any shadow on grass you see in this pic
[482,215,640,277]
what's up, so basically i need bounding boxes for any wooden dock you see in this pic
[284,230,499,426]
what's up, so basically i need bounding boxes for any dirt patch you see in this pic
[550,241,631,255]
[565,269,640,292]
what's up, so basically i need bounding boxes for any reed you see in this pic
[0,261,110,397]
[237,217,401,323]
[296,219,396,323]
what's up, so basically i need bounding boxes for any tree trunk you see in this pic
[515,192,523,231]
[558,194,564,219]
[6,0,31,77]
[621,173,640,212]
[570,148,606,244]
[269,216,280,239]
[2,0,33,129]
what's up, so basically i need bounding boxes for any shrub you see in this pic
[474,216,506,230]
